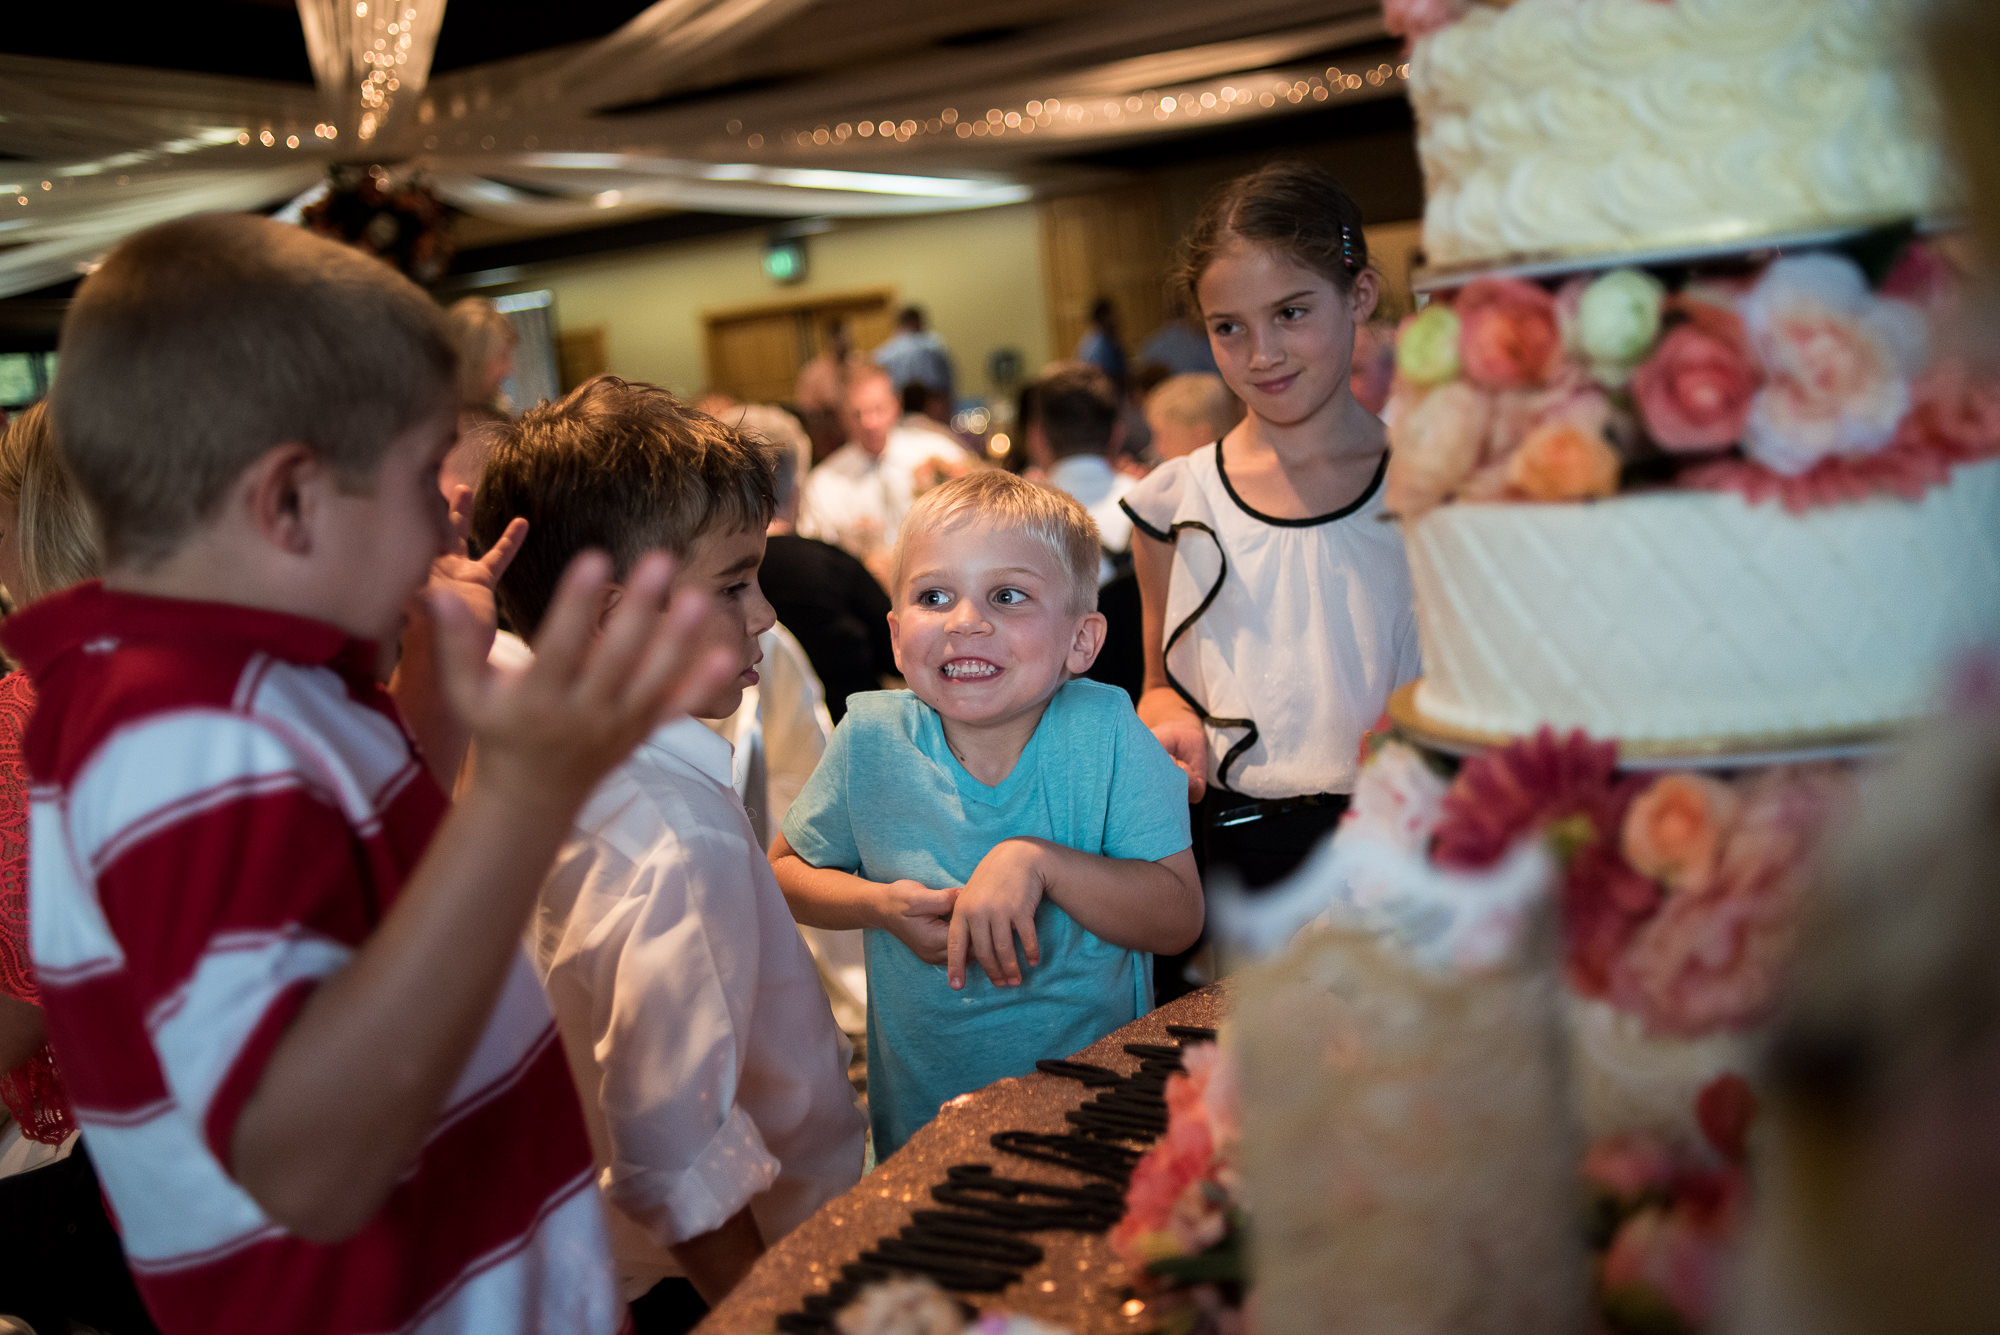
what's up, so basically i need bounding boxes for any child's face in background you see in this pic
[889,519,1101,743]
[1197,237,1377,429]
[670,522,775,719]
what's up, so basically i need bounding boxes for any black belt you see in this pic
[1207,789,1348,828]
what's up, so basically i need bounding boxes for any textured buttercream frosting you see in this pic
[1410,0,1947,267]
[1404,459,2000,743]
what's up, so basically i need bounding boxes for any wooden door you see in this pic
[1038,184,1172,381]
[703,290,895,405]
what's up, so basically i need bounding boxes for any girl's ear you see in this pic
[1348,268,1381,325]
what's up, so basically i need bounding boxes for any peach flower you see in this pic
[1612,765,1852,1037]
[1504,420,1620,501]
[1738,254,1927,475]
[1457,277,1565,391]
[1902,359,2000,461]
[1620,773,1739,894]
[1633,299,1762,452]
[1385,381,1492,515]
[1344,739,1450,852]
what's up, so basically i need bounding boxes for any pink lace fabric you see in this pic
[0,669,74,1143]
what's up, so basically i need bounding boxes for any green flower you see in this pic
[1395,304,1463,385]
[1577,268,1666,367]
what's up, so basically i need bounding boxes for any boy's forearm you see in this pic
[229,775,582,1241]
[1024,839,1204,956]
[769,838,887,931]
[670,1204,765,1305]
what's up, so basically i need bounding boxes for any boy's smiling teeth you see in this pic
[942,660,1000,679]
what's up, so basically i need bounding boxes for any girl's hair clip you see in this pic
[1339,222,1361,272]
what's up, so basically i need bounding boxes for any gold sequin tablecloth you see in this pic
[695,986,1227,1334]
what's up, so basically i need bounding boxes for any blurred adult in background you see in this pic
[1075,296,1128,391]
[872,305,953,406]
[1349,319,1398,416]
[797,364,963,585]
[751,405,897,726]
[1027,362,1146,706]
[444,296,518,426]
[1144,372,1242,462]
[0,404,157,1335]
[1137,307,1218,378]
[794,319,861,464]
[1030,361,1133,566]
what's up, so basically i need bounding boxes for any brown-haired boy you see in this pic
[472,379,863,1331]
[1,214,735,1335]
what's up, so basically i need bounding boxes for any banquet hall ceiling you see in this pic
[0,0,1400,296]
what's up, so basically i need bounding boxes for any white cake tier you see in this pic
[1408,0,1947,269]
[1405,460,2000,744]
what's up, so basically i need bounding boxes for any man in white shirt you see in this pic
[797,364,966,582]
[1031,360,1135,571]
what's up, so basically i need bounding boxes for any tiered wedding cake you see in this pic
[1382,0,1999,748]
[1224,3,1999,1333]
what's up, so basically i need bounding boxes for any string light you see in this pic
[746,60,1409,155]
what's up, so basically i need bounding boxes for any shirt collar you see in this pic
[1,581,381,691]
[641,714,735,787]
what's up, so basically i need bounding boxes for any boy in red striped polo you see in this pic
[0,214,737,1335]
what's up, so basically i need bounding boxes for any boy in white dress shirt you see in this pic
[470,376,865,1334]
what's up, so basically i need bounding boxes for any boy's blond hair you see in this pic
[0,401,102,603]
[1146,372,1240,438]
[471,375,775,637]
[445,296,520,407]
[50,213,456,567]
[893,469,1101,616]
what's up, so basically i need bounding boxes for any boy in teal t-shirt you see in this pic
[774,471,1201,1156]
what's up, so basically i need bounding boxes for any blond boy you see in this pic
[773,470,1201,1156]
[2,214,732,1335]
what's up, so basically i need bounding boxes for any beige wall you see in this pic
[487,202,1051,403]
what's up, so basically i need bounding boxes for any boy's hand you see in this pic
[431,549,737,809]
[948,839,1047,991]
[422,508,527,661]
[880,879,958,966]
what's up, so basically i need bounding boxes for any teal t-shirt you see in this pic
[782,679,1192,1157]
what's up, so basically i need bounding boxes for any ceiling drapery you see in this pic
[0,0,1390,300]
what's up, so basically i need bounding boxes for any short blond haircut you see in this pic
[0,402,102,603]
[52,213,456,567]
[1146,372,1240,438]
[893,469,1100,616]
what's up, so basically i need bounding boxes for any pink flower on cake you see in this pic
[1344,739,1450,852]
[1600,1192,1736,1330]
[1457,277,1565,391]
[1383,0,1471,40]
[1612,765,1852,1037]
[1620,773,1739,894]
[1385,381,1491,515]
[1350,321,1398,415]
[1505,420,1621,501]
[1903,359,2000,461]
[1633,299,1762,453]
[1582,1134,1679,1202]
[1737,254,1928,475]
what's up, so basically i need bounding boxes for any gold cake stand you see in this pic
[1386,681,1906,771]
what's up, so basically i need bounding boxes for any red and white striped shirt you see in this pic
[2,584,623,1335]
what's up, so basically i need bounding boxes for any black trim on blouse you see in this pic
[1214,443,1388,528]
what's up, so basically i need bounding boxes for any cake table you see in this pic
[695,987,1227,1334]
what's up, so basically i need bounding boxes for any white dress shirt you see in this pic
[797,427,963,561]
[531,718,865,1298]
[1049,453,1137,584]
